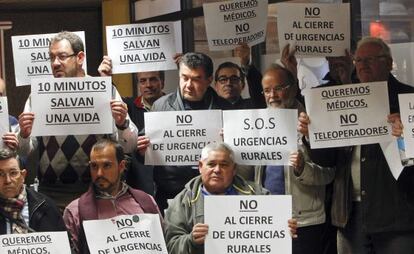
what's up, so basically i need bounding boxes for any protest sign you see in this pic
[106,22,177,74]
[83,214,167,254]
[223,109,297,165]
[144,110,222,165]
[205,195,292,254]
[0,97,9,149]
[277,3,350,57]
[0,231,71,254]
[12,31,87,86]
[398,93,414,158]
[31,77,113,136]
[203,0,268,51]
[304,82,392,148]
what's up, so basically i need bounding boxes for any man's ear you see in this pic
[198,160,203,174]
[119,160,126,173]
[77,51,85,66]
[21,169,27,179]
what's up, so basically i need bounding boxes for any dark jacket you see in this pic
[0,187,66,234]
[308,75,414,233]
[150,87,232,211]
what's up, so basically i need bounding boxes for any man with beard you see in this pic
[63,139,161,254]
[255,64,334,254]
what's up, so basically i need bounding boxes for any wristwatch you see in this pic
[116,119,129,130]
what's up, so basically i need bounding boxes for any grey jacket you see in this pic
[255,144,334,227]
[164,175,269,254]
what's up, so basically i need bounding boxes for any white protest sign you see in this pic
[83,214,167,254]
[0,97,9,149]
[203,0,268,51]
[277,3,350,57]
[0,231,71,254]
[12,31,87,86]
[31,77,113,136]
[106,22,177,74]
[223,109,297,165]
[304,82,392,149]
[205,195,292,254]
[398,93,414,158]
[144,110,222,166]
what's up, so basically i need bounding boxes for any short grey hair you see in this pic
[50,31,84,54]
[357,36,392,59]
[200,142,235,163]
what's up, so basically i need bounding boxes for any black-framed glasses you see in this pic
[49,53,77,62]
[216,75,241,85]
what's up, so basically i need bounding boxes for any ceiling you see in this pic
[0,0,102,10]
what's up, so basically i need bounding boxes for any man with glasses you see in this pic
[299,37,414,253]
[17,31,138,210]
[0,148,65,234]
[256,64,334,254]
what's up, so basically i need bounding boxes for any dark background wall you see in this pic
[1,7,102,117]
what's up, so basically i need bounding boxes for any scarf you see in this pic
[0,187,28,234]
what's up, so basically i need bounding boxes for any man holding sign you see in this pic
[17,31,138,209]
[137,52,232,212]
[254,64,334,254]
[0,148,65,234]
[63,139,161,254]
[165,142,297,254]
[299,37,414,253]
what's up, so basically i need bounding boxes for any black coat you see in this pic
[0,187,66,234]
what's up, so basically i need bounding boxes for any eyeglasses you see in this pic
[0,170,21,180]
[49,53,77,63]
[216,75,242,85]
[262,85,291,96]
[353,55,387,65]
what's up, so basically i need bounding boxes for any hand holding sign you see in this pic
[98,56,113,77]
[192,223,209,245]
[18,112,35,138]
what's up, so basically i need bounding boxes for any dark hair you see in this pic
[50,31,84,54]
[0,148,23,169]
[91,139,124,163]
[179,52,213,78]
[214,62,245,83]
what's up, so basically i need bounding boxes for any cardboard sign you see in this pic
[205,195,292,254]
[304,82,392,148]
[31,77,113,136]
[83,214,167,254]
[223,109,298,165]
[277,3,350,57]
[144,110,222,166]
[106,22,177,74]
[0,231,71,254]
[203,0,268,51]
[11,31,87,86]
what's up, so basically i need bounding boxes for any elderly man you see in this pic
[299,37,414,254]
[63,139,161,254]
[138,52,232,212]
[0,148,65,234]
[165,142,297,254]
[256,64,334,254]
[17,31,138,209]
